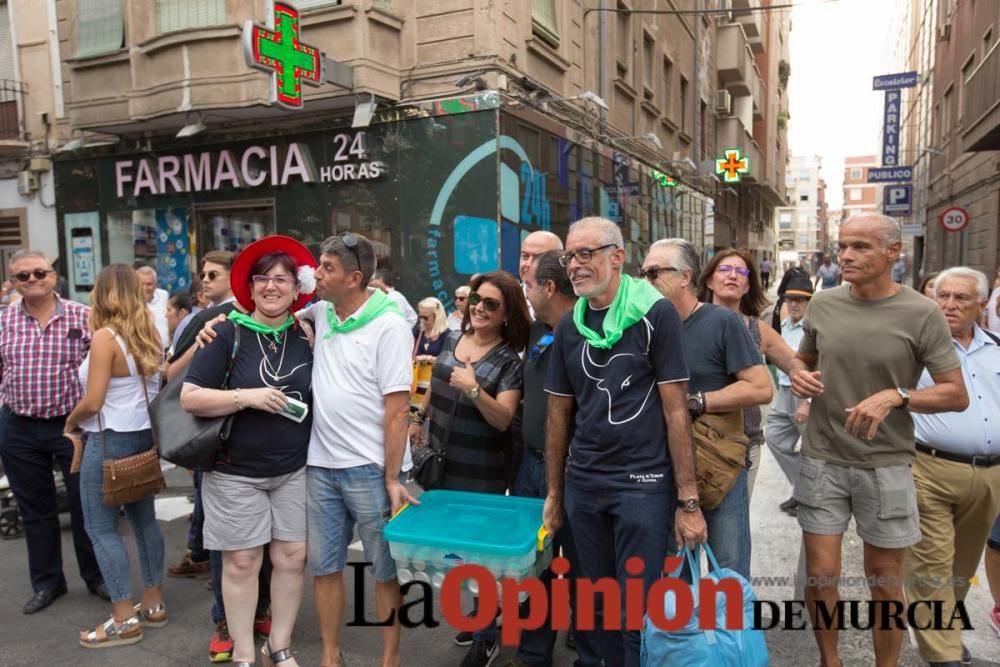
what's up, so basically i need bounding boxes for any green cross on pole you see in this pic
[245,3,321,109]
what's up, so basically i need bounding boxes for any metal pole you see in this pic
[598,0,607,134]
[692,0,701,162]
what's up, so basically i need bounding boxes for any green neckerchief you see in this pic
[572,274,663,349]
[228,310,295,344]
[324,289,403,338]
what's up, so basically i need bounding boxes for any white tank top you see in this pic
[78,329,160,433]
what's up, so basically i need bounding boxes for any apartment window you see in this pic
[76,0,124,58]
[942,84,954,138]
[297,0,347,9]
[156,0,225,34]
[532,0,560,48]
[849,188,862,201]
[799,169,812,179]
[0,1,13,81]
[679,75,689,133]
[850,167,862,180]
[799,193,809,202]
[642,35,654,95]
[616,3,630,72]
[662,56,673,115]
[959,54,975,121]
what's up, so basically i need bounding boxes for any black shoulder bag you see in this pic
[151,326,241,471]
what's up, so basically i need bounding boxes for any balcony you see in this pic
[751,66,764,120]
[716,116,762,183]
[961,40,1000,151]
[718,23,753,96]
[731,0,764,53]
[0,80,30,157]
[64,1,401,134]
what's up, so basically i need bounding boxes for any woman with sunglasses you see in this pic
[409,271,529,664]
[699,249,797,498]
[181,236,317,667]
[411,297,449,411]
[447,286,471,331]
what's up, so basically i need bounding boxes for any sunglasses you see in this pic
[717,264,751,278]
[14,268,54,282]
[639,266,680,282]
[468,292,502,313]
[454,295,467,301]
[200,270,223,282]
[339,232,362,272]
[251,274,296,288]
[419,315,432,321]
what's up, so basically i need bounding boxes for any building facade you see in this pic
[51,0,790,305]
[841,154,880,221]
[775,153,823,269]
[0,0,66,277]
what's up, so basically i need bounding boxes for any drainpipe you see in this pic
[692,0,701,163]
[598,0,607,135]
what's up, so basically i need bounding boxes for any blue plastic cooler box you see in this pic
[384,490,552,588]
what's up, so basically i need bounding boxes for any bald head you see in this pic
[519,230,564,281]
[842,213,901,250]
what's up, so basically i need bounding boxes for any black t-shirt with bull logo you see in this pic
[545,299,689,493]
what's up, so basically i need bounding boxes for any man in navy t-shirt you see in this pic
[544,217,706,665]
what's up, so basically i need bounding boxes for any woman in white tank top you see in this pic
[63,264,167,649]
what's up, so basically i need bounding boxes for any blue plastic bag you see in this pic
[640,544,769,666]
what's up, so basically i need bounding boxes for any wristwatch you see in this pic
[466,384,481,400]
[687,391,706,418]
[895,387,910,410]
[678,497,701,513]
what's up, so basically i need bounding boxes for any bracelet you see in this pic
[233,388,244,410]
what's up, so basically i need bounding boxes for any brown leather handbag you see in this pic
[692,411,749,511]
[101,372,166,507]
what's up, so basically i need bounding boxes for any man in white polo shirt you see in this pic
[301,232,415,667]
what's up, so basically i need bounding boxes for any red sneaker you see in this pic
[990,606,1000,639]
[253,614,271,638]
[208,620,233,663]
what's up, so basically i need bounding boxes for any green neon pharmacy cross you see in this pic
[248,3,321,108]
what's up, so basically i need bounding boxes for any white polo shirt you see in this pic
[304,297,414,471]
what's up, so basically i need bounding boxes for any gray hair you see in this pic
[319,233,377,288]
[935,266,990,302]
[650,238,701,290]
[9,250,51,271]
[568,216,624,248]
[454,285,471,298]
[135,265,157,279]
[533,250,575,298]
[843,213,901,248]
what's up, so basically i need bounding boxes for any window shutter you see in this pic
[156,0,225,34]
[532,0,559,47]
[76,0,124,59]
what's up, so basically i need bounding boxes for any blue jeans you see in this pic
[188,471,209,562]
[511,451,596,667]
[989,512,1000,551]
[564,480,673,667]
[702,468,751,579]
[79,429,164,602]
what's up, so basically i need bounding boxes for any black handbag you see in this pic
[150,326,240,472]
[410,443,446,490]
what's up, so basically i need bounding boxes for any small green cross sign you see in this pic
[244,3,322,109]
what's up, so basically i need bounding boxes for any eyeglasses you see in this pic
[454,295,467,301]
[251,274,296,288]
[558,244,618,267]
[468,292,502,313]
[200,270,223,282]
[639,266,680,282]
[717,264,751,278]
[527,331,554,362]
[14,269,54,282]
[339,232,362,272]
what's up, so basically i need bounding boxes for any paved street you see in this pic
[1,453,998,666]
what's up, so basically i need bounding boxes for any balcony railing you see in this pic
[962,40,1000,151]
[0,79,27,142]
[718,23,753,96]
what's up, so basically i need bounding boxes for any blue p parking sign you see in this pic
[883,185,912,217]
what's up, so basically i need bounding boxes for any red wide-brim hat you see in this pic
[230,235,318,312]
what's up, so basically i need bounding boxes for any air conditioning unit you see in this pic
[938,23,951,41]
[715,89,733,114]
[17,171,39,195]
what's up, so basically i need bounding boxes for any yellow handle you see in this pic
[537,525,549,552]
[390,503,410,521]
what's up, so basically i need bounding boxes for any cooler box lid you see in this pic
[385,490,544,557]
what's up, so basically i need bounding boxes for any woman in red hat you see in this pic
[181,236,317,667]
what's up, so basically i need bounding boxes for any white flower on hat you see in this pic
[297,265,317,295]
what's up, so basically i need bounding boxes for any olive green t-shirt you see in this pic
[799,285,960,467]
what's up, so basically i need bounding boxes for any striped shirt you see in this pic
[0,297,90,418]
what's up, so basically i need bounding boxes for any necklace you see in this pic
[687,300,702,320]
[256,330,288,382]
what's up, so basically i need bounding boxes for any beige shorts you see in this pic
[794,455,921,549]
[202,467,307,551]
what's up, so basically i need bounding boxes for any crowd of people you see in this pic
[0,212,997,667]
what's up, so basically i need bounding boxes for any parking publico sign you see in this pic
[939,206,969,233]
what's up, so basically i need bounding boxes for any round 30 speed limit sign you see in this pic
[939,206,969,233]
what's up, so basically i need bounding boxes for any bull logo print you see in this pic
[580,318,656,425]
